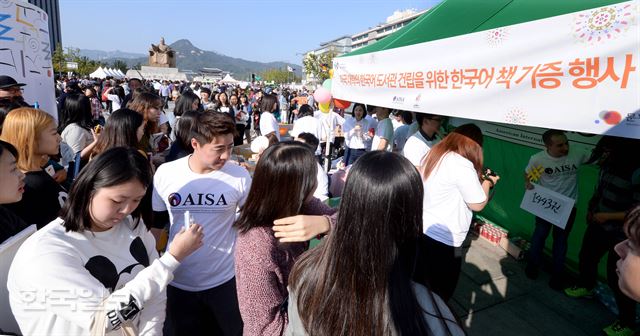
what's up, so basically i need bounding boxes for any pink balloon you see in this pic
[313,87,332,104]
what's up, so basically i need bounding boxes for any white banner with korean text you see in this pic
[332,1,640,139]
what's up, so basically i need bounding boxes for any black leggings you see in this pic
[414,234,462,302]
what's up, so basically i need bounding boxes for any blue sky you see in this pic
[60,0,442,65]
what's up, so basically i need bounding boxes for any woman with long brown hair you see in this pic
[287,151,464,335]
[234,141,335,336]
[127,91,165,154]
[417,123,499,302]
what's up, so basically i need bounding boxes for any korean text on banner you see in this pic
[520,184,576,229]
[332,1,640,139]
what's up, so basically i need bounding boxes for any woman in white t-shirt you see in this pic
[59,94,98,159]
[104,86,125,111]
[416,124,499,302]
[215,92,232,115]
[259,94,281,141]
[290,104,319,139]
[7,147,203,336]
[342,103,371,165]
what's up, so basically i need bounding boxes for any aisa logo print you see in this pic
[168,193,182,207]
[167,192,228,207]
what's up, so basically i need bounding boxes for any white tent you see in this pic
[116,69,126,77]
[221,74,239,83]
[108,68,119,78]
[89,66,109,79]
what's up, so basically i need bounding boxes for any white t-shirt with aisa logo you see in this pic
[152,156,252,291]
[525,150,590,200]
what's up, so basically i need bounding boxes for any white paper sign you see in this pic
[520,184,576,229]
[0,0,57,120]
[0,225,37,334]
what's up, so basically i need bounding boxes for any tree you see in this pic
[303,50,337,83]
[111,59,128,74]
[260,68,300,84]
[52,45,66,74]
[51,45,103,76]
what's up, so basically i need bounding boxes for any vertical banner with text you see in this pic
[0,0,56,119]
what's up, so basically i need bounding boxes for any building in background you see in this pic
[21,0,62,54]
[301,9,428,84]
[303,36,352,83]
[351,9,426,51]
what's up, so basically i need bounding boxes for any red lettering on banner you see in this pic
[335,54,636,90]
[598,54,636,88]
[534,61,563,89]
[496,66,518,89]
[450,69,463,89]
[568,57,600,89]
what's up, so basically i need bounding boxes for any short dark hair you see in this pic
[296,132,319,150]
[200,87,211,96]
[452,123,483,147]
[401,110,413,124]
[542,129,566,146]
[298,104,314,118]
[415,113,436,126]
[191,111,237,145]
[60,147,153,232]
[260,94,278,113]
[0,139,18,161]
[234,142,318,234]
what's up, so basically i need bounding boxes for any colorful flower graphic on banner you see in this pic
[486,27,509,47]
[504,108,527,125]
[595,110,622,125]
[573,3,636,44]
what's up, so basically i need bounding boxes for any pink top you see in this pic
[234,198,336,336]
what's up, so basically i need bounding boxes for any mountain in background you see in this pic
[86,39,302,80]
[78,49,146,60]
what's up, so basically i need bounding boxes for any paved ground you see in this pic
[455,235,615,336]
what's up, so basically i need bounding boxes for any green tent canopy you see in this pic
[343,0,628,57]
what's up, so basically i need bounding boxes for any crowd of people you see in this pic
[0,73,639,336]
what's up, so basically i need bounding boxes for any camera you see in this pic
[483,167,497,177]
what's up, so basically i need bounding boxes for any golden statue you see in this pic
[149,37,176,68]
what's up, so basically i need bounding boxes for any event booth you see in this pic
[332,0,639,275]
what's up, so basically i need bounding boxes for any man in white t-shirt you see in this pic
[371,106,394,152]
[152,111,251,335]
[524,129,590,290]
[403,113,444,168]
[314,109,345,171]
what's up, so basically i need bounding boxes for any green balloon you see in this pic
[322,79,332,90]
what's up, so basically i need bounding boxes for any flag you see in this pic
[287,66,293,72]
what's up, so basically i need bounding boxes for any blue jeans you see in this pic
[527,207,577,277]
[344,147,366,166]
